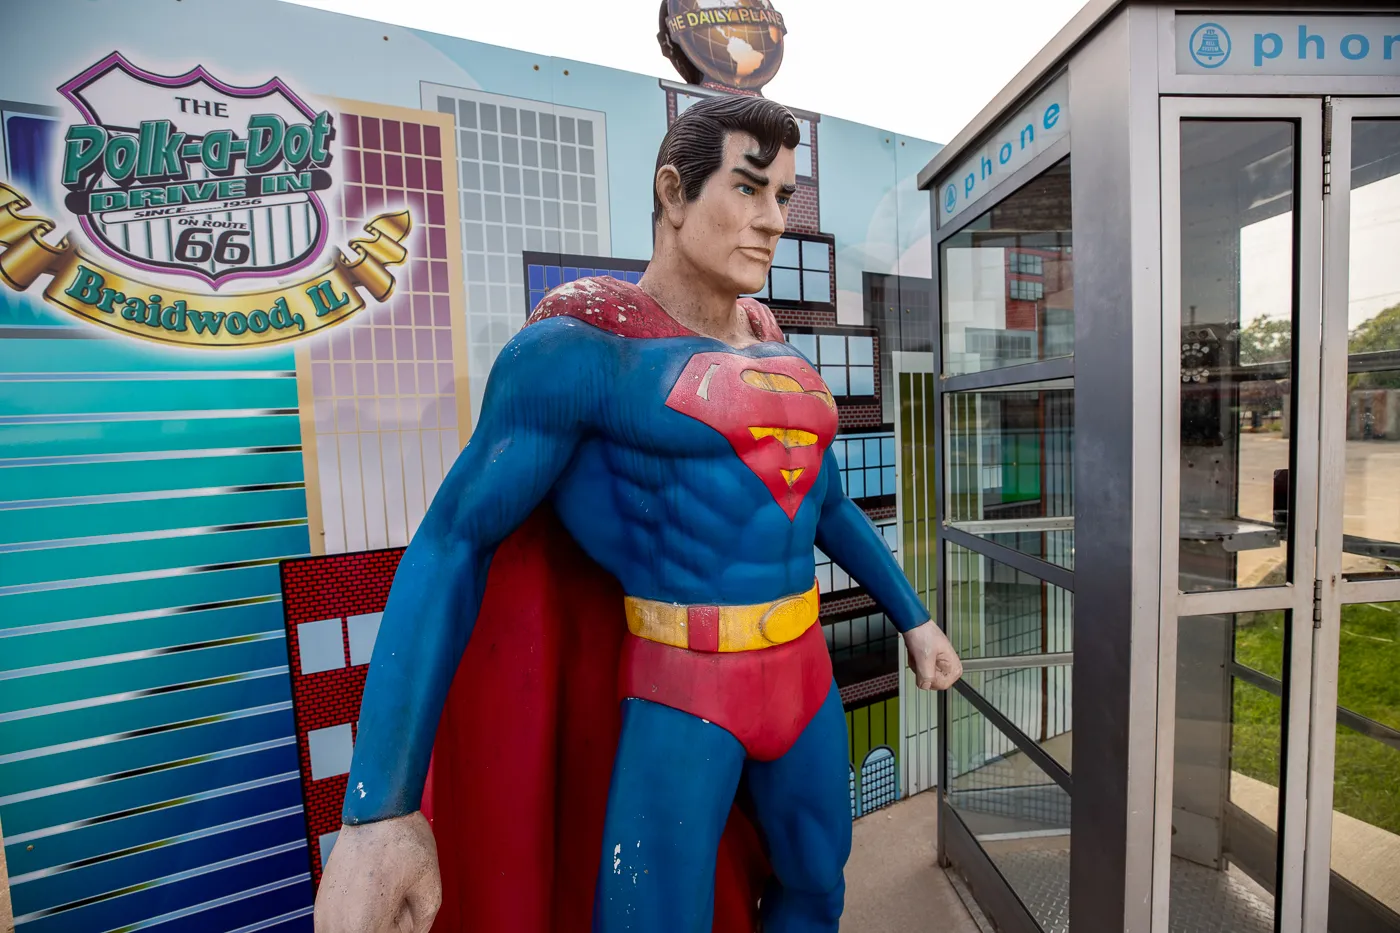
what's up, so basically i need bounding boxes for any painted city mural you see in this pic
[0,1,940,929]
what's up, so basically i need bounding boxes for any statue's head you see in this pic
[652,95,800,296]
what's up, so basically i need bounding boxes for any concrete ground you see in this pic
[841,791,982,933]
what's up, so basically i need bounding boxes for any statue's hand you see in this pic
[904,621,963,691]
[314,811,441,933]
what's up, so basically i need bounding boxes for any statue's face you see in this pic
[677,132,796,297]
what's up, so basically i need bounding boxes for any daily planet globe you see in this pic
[663,0,787,91]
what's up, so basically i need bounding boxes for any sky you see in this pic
[281,0,1091,145]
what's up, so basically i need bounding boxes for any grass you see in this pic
[1232,603,1400,836]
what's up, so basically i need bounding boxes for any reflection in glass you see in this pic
[945,543,1072,662]
[960,667,1072,772]
[1327,600,1400,920]
[941,159,1072,376]
[948,688,1070,930]
[1343,120,1400,581]
[1177,121,1297,593]
[1170,611,1286,932]
[946,381,1074,568]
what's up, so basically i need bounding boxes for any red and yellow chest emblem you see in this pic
[666,352,838,520]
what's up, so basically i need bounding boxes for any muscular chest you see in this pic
[605,340,839,519]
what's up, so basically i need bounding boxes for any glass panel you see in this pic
[849,336,874,366]
[822,366,847,396]
[945,542,1073,663]
[1177,121,1297,593]
[795,142,813,179]
[960,665,1072,772]
[771,267,801,302]
[945,381,1074,568]
[1343,120,1400,581]
[802,270,830,303]
[1169,610,1286,932]
[941,159,1072,376]
[1327,599,1400,919]
[819,334,846,365]
[848,366,874,397]
[948,688,1070,929]
[788,332,817,361]
[801,238,829,272]
[773,236,800,269]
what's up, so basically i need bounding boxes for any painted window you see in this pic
[830,432,896,499]
[824,612,900,664]
[859,746,898,814]
[523,251,647,314]
[1009,278,1045,301]
[787,332,876,398]
[308,723,355,780]
[1009,251,1044,276]
[748,235,833,308]
[796,118,814,179]
[814,521,896,594]
[308,109,464,555]
[428,85,610,416]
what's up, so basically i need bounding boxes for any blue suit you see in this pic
[343,281,930,931]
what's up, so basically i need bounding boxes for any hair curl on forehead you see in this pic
[652,95,800,222]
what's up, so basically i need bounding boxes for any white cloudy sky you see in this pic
[281,0,1090,144]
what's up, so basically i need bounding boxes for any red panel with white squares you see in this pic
[280,547,405,887]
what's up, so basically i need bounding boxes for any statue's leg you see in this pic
[592,697,745,933]
[745,682,851,933]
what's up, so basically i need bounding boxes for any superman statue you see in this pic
[315,95,963,933]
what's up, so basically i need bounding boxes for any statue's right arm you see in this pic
[340,317,605,824]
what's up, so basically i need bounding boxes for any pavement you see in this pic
[841,791,982,933]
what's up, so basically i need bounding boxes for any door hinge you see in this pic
[1313,579,1324,628]
[1323,97,1334,196]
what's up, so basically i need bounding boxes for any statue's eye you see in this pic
[738,183,756,196]
[777,194,792,207]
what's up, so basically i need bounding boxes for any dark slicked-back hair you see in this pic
[653,96,800,223]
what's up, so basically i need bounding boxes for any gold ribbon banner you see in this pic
[0,183,411,349]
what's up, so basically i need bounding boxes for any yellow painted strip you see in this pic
[749,426,818,448]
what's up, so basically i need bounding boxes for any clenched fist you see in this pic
[903,620,963,691]
[315,811,441,933]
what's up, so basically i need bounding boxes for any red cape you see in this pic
[422,506,772,932]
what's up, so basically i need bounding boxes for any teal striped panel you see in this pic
[2,450,305,501]
[0,335,313,929]
[0,660,289,757]
[0,377,299,416]
[2,523,310,586]
[0,637,291,716]
[0,338,294,374]
[0,564,283,629]
[0,707,296,798]
[0,415,303,458]
[0,487,308,545]
[3,598,287,673]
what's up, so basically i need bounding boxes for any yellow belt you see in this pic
[623,583,820,653]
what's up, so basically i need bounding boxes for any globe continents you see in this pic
[665,0,787,91]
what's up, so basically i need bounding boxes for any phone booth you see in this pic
[917,3,1400,932]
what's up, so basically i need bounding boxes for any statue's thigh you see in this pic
[744,682,852,896]
[593,698,745,933]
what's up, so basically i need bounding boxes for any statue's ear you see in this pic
[655,164,687,228]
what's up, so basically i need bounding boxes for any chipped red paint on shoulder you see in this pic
[527,276,785,344]
[738,297,784,343]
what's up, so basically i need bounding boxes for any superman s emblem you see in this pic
[666,352,838,520]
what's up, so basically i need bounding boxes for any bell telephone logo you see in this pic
[58,52,335,287]
[1189,22,1232,68]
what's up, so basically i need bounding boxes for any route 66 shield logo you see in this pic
[57,52,335,288]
